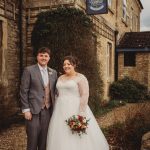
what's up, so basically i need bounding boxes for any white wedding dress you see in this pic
[46,73,109,150]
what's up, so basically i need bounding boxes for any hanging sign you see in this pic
[86,0,108,15]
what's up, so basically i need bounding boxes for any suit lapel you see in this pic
[35,64,45,88]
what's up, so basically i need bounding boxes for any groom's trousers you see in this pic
[26,107,52,150]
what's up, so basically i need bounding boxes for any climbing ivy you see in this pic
[31,6,103,114]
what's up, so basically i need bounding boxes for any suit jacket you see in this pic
[20,64,57,114]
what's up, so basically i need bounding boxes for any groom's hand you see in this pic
[24,111,32,120]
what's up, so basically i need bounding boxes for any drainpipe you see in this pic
[19,0,23,81]
[115,30,118,81]
[115,0,118,81]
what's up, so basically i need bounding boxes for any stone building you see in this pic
[0,0,144,121]
[0,0,23,122]
[117,32,150,91]
[96,0,143,99]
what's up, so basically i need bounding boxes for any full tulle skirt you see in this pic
[46,95,109,150]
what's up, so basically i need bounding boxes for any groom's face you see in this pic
[37,52,50,67]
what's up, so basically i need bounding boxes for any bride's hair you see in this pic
[63,55,79,68]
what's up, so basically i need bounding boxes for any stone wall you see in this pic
[0,0,21,122]
[118,52,150,90]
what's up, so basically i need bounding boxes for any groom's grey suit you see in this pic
[20,64,57,150]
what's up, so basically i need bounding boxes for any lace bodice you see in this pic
[56,73,89,115]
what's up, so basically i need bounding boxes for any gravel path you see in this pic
[0,124,26,150]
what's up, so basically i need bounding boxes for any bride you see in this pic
[46,56,109,150]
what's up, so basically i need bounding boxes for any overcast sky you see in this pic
[140,0,150,31]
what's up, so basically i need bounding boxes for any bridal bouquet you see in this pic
[65,115,90,136]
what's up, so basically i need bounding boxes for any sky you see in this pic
[140,0,150,31]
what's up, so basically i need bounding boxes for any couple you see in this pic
[20,47,109,150]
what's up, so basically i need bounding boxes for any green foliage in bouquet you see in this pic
[31,6,103,114]
[109,77,148,102]
[65,115,90,136]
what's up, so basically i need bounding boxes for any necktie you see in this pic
[42,68,48,86]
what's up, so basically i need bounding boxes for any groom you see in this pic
[20,47,57,150]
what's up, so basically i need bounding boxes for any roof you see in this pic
[117,32,150,52]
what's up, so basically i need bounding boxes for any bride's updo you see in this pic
[63,55,79,69]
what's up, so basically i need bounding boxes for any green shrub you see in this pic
[109,77,148,102]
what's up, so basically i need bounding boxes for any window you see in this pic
[122,0,127,21]
[108,0,112,8]
[124,52,136,67]
[106,42,112,80]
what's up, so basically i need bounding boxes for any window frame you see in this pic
[130,7,133,30]
[106,42,112,81]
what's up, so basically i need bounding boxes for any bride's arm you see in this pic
[78,75,89,116]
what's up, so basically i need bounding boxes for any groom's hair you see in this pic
[37,47,51,56]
